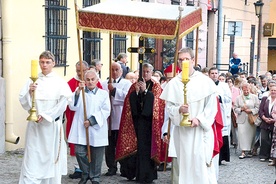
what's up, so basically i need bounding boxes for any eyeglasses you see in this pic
[178,57,191,62]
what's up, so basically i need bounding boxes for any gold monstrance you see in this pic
[27,60,39,122]
[180,60,191,126]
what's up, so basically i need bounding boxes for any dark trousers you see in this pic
[259,128,273,159]
[105,130,119,172]
[75,144,105,182]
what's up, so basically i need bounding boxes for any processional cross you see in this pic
[127,36,156,81]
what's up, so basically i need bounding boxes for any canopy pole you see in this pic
[195,27,199,67]
[108,33,113,136]
[74,1,91,163]
[173,6,183,76]
[165,5,184,171]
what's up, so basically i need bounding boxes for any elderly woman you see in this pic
[259,85,276,162]
[234,82,259,159]
[270,97,276,166]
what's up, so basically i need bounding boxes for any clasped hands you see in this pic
[135,79,146,94]
[179,104,199,127]
[241,106,252,114]
[262,115,275,124]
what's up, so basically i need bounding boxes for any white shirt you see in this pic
[68,87,111,146]
[102,77,132,130]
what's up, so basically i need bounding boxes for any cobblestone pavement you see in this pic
[0,146,275,184]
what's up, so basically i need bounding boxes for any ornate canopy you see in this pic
[77,0,202,39]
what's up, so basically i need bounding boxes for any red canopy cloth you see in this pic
[212,97,224,158]
[77,0,202,39]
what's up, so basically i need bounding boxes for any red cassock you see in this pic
[212,97,224,158]
[65,77,102,156]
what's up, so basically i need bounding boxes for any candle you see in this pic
[182,60,189,82]
[31,60,38,78]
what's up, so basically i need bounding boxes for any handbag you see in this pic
[231,109,238,128]
[254,116,262,126]
[248,113,258,125]
[242,95,258,125]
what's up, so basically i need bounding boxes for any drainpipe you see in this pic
[0,78,6,153]
[216,0,223,71]
[2,0,20,144]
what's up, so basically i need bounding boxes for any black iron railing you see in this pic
[213,62,249,76]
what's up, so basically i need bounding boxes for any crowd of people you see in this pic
[18,49,276,184]
[214,69,276,167]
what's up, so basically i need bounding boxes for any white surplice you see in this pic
[68,87,111,147]
[19,72,72,184]
[101,78,132,130]
[161,107,176,158]
[216,82,232,136]
[160,71,218,184]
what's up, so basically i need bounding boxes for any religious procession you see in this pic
[1,0,276,184]
[15,49,276,184]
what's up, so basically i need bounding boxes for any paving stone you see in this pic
[0,146,275,183]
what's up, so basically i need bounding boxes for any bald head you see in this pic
[84,70,99,90]
[111,62,123,79]
[125,72,138,83]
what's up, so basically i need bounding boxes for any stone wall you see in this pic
[0,77,5,153]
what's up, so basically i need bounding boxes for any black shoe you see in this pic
[78,177,89,184]
[157,163,164,171]
[120,172,127,177]
[105,170,116,176]
[69,171,82,179]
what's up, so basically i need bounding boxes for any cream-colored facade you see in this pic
[267,0,276,71]
[208,0,271,75]
[0,0,142,152]
[0,0,272,152]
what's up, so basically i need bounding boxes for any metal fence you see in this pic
[213,62,249,76]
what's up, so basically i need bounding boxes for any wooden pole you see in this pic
[173,7,183,77]
[108,33,113,136]
[163,118,171,171]
[195,27,199,66]
[164,6,183,171]
[74,1,91,163]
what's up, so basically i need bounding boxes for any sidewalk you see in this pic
[0,146,275,184]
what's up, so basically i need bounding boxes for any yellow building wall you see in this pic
[267,0,276,72]
[3,0,81,150]
[3,0,140,151]
[268,0,276,38]
[214,0,270,76]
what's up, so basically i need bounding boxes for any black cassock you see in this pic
[120,81,158,183]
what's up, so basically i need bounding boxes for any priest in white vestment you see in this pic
[160,48,218,184]
[19,51,72,184]
[101,62,132,176]
[68,70,111,184]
